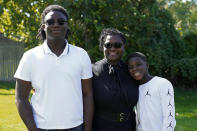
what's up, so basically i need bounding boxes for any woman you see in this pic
[126,52,176,131]
[92,28,139,131]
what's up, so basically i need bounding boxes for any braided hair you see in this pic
[37,5,70,41]
[99,28,126,51]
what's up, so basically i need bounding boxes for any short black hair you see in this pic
[99,28,126,51]
[126,52,147,64]
[37,5,70,41]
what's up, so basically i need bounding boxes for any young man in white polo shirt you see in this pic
[14,5,94,131]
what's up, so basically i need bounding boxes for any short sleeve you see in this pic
[14,52,32,81]
[81,51,92,79]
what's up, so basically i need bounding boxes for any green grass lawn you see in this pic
[0,82,26,131]
[0,82,197,131]
[175,87,197,131]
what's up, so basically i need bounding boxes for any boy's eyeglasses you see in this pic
[45,19,68,26]
[103,42,123,49]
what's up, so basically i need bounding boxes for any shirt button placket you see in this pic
[56,57,60,65]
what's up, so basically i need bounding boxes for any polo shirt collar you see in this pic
[43,40,69,56]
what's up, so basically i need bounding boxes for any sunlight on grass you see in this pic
[176,112,197,118]
[0,82,26,131]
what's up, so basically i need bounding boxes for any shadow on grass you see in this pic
[174,88,197,131]
[175,115,197,131]
[0,82,15,90]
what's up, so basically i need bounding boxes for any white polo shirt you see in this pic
[14,41,92,129]
[136,76,176,131]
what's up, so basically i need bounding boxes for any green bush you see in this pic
[1,0,196,88]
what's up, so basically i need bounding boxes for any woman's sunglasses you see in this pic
[103,42,123,49]
[45,19,68,26]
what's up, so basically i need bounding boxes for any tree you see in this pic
[167,0,197,35]
[0,0,196,87]
[0,0,54,48]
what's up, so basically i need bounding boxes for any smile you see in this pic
[52,30,62,34]
[109,52,117,55]
[134,72,140,77]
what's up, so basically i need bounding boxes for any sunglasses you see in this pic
[45,19,68,26]
[103,42,123,49]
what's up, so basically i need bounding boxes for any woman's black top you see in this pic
[92,59,139,131]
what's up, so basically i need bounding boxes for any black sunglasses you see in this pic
[103,42,123,49]
[45,19,68,26]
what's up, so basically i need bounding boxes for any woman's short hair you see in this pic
[126,52,147,64]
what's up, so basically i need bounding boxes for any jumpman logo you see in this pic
[167,121,173,128]
[168,101,173,108]
[145,89,151,96]
[168,111,173,118]
[137,119,140,126]
[167,89,172,96]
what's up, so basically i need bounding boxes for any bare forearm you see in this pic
[16,99,37,131]
[83,94,94,131]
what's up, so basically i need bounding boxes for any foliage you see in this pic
[168,0,197,35]
[163,0,197,85]
[0,0,196,87]
[171,32,197,86]
[182,32,197,58]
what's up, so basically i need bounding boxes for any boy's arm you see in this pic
[160,80,176,131]
[15,79,38,131]
[82,78,94,131]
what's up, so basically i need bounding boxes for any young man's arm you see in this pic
[82,78,94,131]
[160,80,176,131]
[15,79,38,131]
